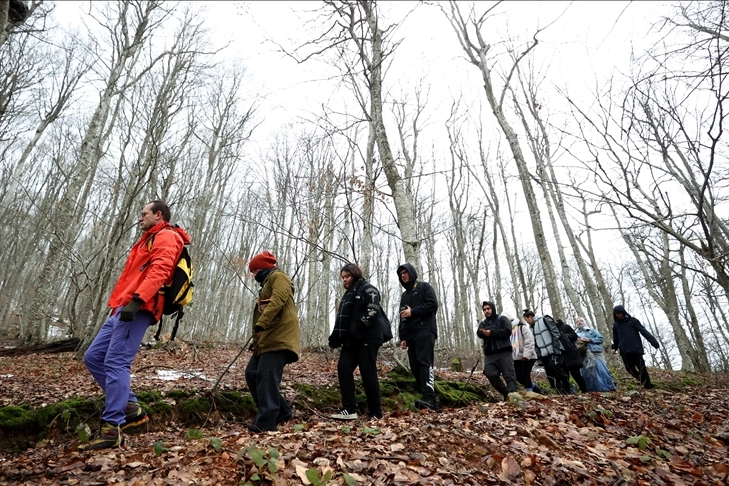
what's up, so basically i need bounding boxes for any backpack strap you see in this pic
[153,310,183,342]
[154,318,163,341]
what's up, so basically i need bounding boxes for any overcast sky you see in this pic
[199,1,668,145]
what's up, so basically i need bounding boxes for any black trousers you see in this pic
[566,365,587,392]
[337,343,382,418]
[543,354,571,394]
[483,349,518,398]
[621,352,654,388]
[514,358,536,389]
[407,329,436,398]
[245,351,293,431]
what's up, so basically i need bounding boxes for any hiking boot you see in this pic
[122,401,149,431]
[414,396,439,411]
[330,409,358,420]
[78,422,124,451]
[532,385,548,395]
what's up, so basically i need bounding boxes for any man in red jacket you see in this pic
[80,200,190,450]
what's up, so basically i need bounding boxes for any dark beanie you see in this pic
[249,251,277,273]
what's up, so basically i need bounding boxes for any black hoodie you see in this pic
[476,301,512,355]
[396,263,439,342]
[611,305,660,355]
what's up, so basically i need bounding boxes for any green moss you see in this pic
[165,390,192,400]
[386,367,416,382]
[149,401,173,418]
[35,398,101,429]
[291,383,341,410]
[0,406,36,432]
[178,397,213,424]
[378,381,398,396]
[434,380,486,405]
[214,391,256,417]
[137,391,164,403]
[397,391,421,410]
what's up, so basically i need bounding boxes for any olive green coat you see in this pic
[251,269,300,362]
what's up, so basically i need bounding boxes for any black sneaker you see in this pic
[122,401,149,431]
[78,422,124,451]
[414,397,439,410]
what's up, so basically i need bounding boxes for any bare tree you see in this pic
[442,1,565,317]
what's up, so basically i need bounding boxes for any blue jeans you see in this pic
[83,308,153,425]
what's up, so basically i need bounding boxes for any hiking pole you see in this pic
[211,334,254,394]
[456,357,480,405]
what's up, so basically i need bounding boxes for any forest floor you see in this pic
[0,341,728,485]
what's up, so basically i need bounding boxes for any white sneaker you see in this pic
[330,409,358,420]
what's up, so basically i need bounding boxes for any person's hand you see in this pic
[399,306,412,319]
[254,326,264,336]
[521,357,528,361]
[120,297,143,322]
[611,349,618,355]
[653,343,660,349]
[328,336,341,349]
[582,337,590,342]
[400,340,408,349]
[483,329,491,337]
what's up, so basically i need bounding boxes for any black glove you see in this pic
[328,335,341,349]
[120,296,144,322]
[653,343,660,349]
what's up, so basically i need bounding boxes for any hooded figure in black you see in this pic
[477,301,517,400]
[555,319,587,393]
[397,263,439,410]
[611,305,660,389]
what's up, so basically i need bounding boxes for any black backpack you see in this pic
[543,315,567,352]
[354,284,393,343]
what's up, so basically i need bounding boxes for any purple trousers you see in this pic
[83,308,154,425]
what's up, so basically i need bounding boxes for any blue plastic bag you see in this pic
[581,350,616,392]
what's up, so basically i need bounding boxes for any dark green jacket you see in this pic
[251,269,300,362]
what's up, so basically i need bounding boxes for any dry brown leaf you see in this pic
[501,456,521,478]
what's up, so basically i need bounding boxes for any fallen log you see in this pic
[0,337,81,356]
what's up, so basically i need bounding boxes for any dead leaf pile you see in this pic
[0,346,727,485]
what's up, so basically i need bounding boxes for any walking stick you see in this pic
[456,357,481,405]
[211,334,254,394]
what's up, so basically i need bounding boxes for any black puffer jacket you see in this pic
[329,278,385,348]
[556,320,583,368]
[611,305,660,355]
[396,263,439,342]
[476,301,512,355]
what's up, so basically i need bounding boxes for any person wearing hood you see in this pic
[522,309,572,394]
[82,201,191,450]
[477,302,517,400]
[575,317,606,363]
[611,305,659,389]
[555,318,587,393]
[509,316,546,394]
[397,263,439,410]
[328,263,386,421]
[245,251,300,432]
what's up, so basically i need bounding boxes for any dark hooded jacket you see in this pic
[556,319,583,368]
[476,301,512,355]
[611,305,660,355]
[396,263,439,342]
[329,277,385,348]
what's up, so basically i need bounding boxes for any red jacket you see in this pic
[108,222,191,320]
